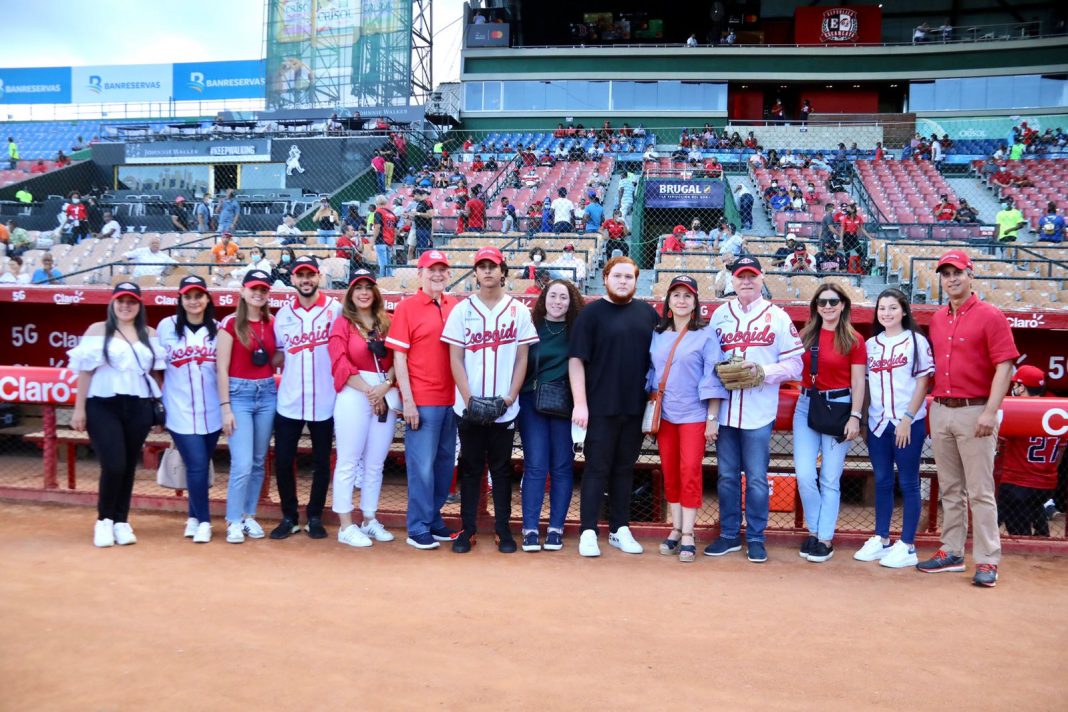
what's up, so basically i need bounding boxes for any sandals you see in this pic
[679,531,697,563]
[659,528,682,556]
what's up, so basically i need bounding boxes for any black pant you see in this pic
[86,396,154,522]
[738,194,754,228]
[457,419,516,535]
[579,414,644,533]
[273,413,334,522]
[998,483,1050,537]
[604,239,629,261]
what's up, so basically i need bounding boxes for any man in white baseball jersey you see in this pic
[705,255,802,562]
[442,246,538,554]
[269,255,343,540]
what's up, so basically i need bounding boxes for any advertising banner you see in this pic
[125,140,273,164]
[794,6,882,45]
[71,64,173,104]
[0,66,72,105]
[172,60,266,102]
[643,179,725,209]
[466,23,510,48]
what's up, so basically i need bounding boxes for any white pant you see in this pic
[331,386,396,516]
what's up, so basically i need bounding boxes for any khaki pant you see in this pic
[929,402,1001,564]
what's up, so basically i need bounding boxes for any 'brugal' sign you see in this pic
[644,179,725,209]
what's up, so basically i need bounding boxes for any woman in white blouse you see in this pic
[69,282,165,548]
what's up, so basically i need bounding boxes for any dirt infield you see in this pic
[2,502,1066,711]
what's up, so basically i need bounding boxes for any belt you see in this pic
[934,397,988,408]
[805,388,850,400]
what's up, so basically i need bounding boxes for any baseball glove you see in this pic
[715,353,765,391]
[464,396,507,425]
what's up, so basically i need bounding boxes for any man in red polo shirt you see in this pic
[919,249,1018,587]
[933,194,957,223]
[385,249,460,549]
[464,184,486,233]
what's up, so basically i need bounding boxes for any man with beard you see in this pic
[706,256,803,563]
[570,257,659,557]
[270,256,343,540]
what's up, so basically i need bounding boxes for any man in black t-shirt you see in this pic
[569,256,658,558]
[410,187,435,254]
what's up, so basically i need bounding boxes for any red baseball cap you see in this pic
[177,275,209,295]
[673,225,687,235]
[936,249,973,272]
[668,275,699,296]
[474,246,504,265]
[348,269,376,287]
[417,249,449,269]
[1012,365,1045,388]
[242,269,272,289]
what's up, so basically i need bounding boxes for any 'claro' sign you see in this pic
[2,366,1066,438]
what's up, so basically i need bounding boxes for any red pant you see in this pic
[657,420,706,508]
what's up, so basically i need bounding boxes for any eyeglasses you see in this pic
[816,298,842,308]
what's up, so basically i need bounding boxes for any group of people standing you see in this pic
[67,245,1027,587]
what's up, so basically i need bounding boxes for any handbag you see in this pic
[121,333,166,427]
[642,325,688,435]
[156,447,216,489]
[531,343,572,419]
[805,344,852,441]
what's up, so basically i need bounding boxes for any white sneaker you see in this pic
[338,524,373,548]
[879,540,919,569]
[360,519,395,542]
[94,519,115,548]
[242,518,265,539]
[184,518,198,538]
[226,522,245,544]
[193,522,212,544]
[608,526,644,554]
[578,529,601,558]
[113,522,137,546]
[853,535,891,562]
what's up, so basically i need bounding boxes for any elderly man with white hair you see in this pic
[124,236,177,278]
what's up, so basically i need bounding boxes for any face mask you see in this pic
[72,198,80,204]
[281,254,291,263]
[1002,203,1011,209]
[533,255,542,263]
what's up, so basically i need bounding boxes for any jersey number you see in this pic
[1026,437,1065,464]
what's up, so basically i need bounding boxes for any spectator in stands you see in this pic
[410,188,435,254]
[997,366,1064,537]
[912,21,930,43]
[921,250,1017,586]
[663,225,687,253]
[216,189,240,233]
[582,194,605,234]
[1009,138,1025,161]
[1032,203,1064,243]
[272,247,297,287]
[815,240,848,273]
[990,163,1014,190]
[717,224,745,258]
[810,153,832,172]
[194,194,214,233]
[124,236,177,279]
[702,157,723,179]
[30,159,47,174]
[788,186,805,212]
[471,155,485,172]
[500,196,517,233]
[793,284,866,563]
[233,245,273,284]
[684,219,709,250]
[762,179,779,203]
[550,242,586,287]
[68,282,164,547]
[522,246,548,280]
[6,221,31,258]
[733,183,754,230]
[933,194,957,223]
[769,186,791,213]
[371,150,387,192]
[403,168,417,186]
[100,211,122,240]
[524,268,551,295]
[1,255,27,283]
[642,145,658,164]
[313,198,340,247]
[930,136,944,166]
[837,203,872,259]
[212,232,241,265]
[7,137,18,170]
[955,199,979,224]
[766,150,781,170]
[64,192,90,244]
[275,214,302,244]
[600,208,630,259]
[995,199,1026,249]
[1009,167,1034,188]
[773,233,799,267]
[465,184,486,233]
[785,242,815,272]
[648,275,727,564]
[56,150,71,168]
[550,188,575,233]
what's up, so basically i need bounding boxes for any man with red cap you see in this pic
[995,365,1065,537]
[385,249,461,549]
[441,246,538,553]
[663,225,687,253]
[919,249,1018,587]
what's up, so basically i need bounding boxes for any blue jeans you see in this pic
[405,405,457,537]
[415,228,432,252]
[374,243,392,276]
[225,378,277,523]
[317,229,337,248]
[375,172,386,192]
[170,429,221,523]
[793,393,852,542]
[516,391,574,532]
[716,422,774,542]
[867,418,925,544]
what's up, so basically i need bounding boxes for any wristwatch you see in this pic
[849,411,863,420]
[706,414,718,422]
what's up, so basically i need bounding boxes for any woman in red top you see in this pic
[329,269,398,548]
[215,269,278,544]
[792,283,867,563]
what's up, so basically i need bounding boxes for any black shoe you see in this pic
[452,529,476,553]
[496,531,517,554]
[800,535,817,559]
[305,518,328,539]
[270,518,300,540]
[807,541,834,563]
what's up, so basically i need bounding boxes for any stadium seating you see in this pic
[749,166,859,235]
[987,159,1068,231]
[854,160,962,226]
[468,131,655,156]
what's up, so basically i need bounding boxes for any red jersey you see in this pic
[65,202,87,222]
[602,218,626,240]
[929,294,1019,399]
[801,329,866,391]
[996,408,1066,490]
[935,202,957,221]
[839,215,864,235]
[466,198,486,229]
[335,234,356,259]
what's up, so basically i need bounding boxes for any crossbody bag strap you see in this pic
[657,325,689,395]
[809,341,819,391]
[119,331,156,397]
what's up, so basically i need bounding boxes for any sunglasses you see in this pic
[816,298,842,308]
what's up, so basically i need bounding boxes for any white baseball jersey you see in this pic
[710,297,804,429]
[441,293,538,423]
[157,316,222,435]
[274,293,342,421]
[866,330,934,437]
